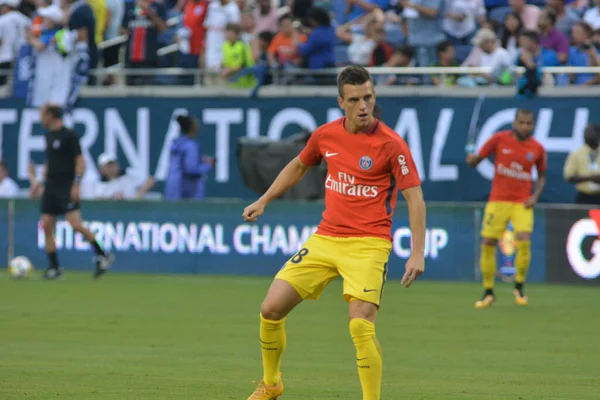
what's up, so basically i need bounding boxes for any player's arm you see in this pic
[243,130,321,222]
[71,134,84,201]
[400,185,426,288]
[243,156,311,222]
[526,149,547,208]
[466,135,497,168]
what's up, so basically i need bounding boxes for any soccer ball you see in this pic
[8,256,34,279]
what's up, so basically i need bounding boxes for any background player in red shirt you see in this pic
[242,65,427,400]
[466,109,547,308]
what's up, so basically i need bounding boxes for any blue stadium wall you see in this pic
[0,199,548,283]
[0,96,597,203]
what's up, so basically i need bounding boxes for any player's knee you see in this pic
[70,221,84,232]
[481,237,497,246]
[349,318,375,340]
[516,232,531,241]
[260,301,287,321]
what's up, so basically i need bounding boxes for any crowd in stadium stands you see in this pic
[0,0,599,88]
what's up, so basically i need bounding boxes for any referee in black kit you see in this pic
[35,103,114,279]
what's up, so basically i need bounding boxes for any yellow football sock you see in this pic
[480,244,497,290]
[350,318,382,400]
[515,240,531,284]
[260,313,286,386]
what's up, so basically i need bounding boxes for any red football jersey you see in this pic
[299,117,421,241]
[478,130,547,203]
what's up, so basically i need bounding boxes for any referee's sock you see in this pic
[91,240,106,256]
[47,252,59,269]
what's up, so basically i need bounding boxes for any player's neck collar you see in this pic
[342,117,378,135]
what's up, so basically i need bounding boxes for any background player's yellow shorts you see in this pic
[481,201,534,239]
[275,234,392,306]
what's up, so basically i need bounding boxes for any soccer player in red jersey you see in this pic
[242,65,427,400]
[466,109,547,308]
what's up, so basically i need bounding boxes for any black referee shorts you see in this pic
[41,184,79,216]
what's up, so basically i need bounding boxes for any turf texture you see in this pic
[1,272,599,399]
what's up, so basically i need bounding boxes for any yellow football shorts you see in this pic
[275,234,392,306]
[481,201,534,239]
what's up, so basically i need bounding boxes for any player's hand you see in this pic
[71,184,80,203]
[524,195,537,209]
[401,254,424,288]
[465,153,479,166]
[243,200,266,222]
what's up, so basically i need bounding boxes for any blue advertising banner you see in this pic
[0,96,591,203]
[7,199,547,283]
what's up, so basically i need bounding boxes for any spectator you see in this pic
[0,0,31,85]
[381,44,421,85]
[547,0,581,36]
[221,22,256,87]
[345,0,390,24]
[0,160,19,198]
[370,23,393,66]
[443,0,486,46]
[569,0,589,17]
[516,30,560,96]
[27,5,71,108]
[459,28,512,86]
[178,0,209,85]
[102,0,125,85]
[122,0,167,86]
[538,8,569,64]
[204,0,241,78]
[401,0,446,67]
[230,30,274,96]
[82,153,155,200]
[593,28,600,49]
[267,14,305,67]
[164,114,215,201]
[87,0,107,48]
[501,12,523,62]
[336,15,377,66]
[583,0,600,29]
[508,0,540,31]
[432,40,461,86]
[67,0,99,85]
[254,0,279,33]
[240,9,256,44]
[566,22,600,85]
[564,123,600,204]
[298,8,335,69]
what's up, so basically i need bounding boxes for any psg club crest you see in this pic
[526,152,534,161]
[359,156,373,170]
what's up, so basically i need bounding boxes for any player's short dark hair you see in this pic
[225,23,241,35]
[373,104,382,119]
[0,160,7,172]
[543,8,557,25]
[279,14,293,24]
[575,22,593,37]
[586,123,600,136]
[395,44,415,59]
[258,31,274,46]
[307,7,331,27]
[44,104,63,120]
[436,40,454,55]
[520,30,540,44]
[516,108,534,118]
[337,65,373,98]
[176,115,194,133]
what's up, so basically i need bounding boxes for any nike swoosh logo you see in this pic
[363,289,377,293]
[357,357,369,361]
[502,149,512,154]
[325,151,338,157]
[260,339,276,344]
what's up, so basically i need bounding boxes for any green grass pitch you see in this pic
[1,272,599,399]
